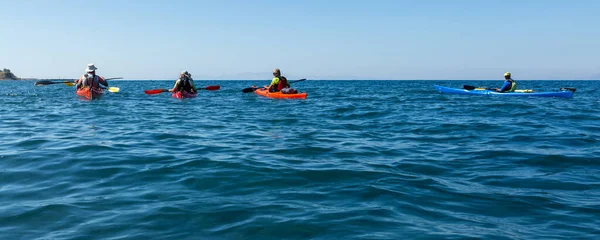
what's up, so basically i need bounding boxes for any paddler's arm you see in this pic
[169,79,180,92]
[75,75,84,88]
[190,79,197,92]
[267,78,278,91]
[497,81,511,92]
[98,76,109,87]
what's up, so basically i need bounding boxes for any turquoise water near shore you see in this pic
[1,80,599,239]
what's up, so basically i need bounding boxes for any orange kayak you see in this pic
[76,87,104,100]
[254,88,307,99]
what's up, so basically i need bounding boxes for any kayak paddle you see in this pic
[144,85,220,95]
[98,86,120,93]
[290,78,307,84]
[144,88,170,95]
[34,80,74,86]
[34,77,123,86]
[463,85,485,90]
[560,87,576,92]
[242,86,262,93]
[107,87,120,93]
[463,85,502,91]
[242,79,306,93]
[103,78,123,93]
[204,85,221,90]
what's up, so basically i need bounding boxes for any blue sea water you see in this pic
[0,80,599,239]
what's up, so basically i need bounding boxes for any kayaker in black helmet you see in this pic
[267,68,290,92]
[75,63,108,89]
[494,72,517,92]
[170,71,197,93]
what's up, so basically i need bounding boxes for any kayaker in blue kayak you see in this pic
[170,71,197,93]
[494,72,517,92]
[75,63,108,89]
[267,68,290,92]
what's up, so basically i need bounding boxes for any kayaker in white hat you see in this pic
[267,68,290,92]
[75,63,108,89]
[494,72,517,92]
[170,71,196,93]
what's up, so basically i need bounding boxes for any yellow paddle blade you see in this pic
[108,87,120,93]
[64,82,75,86]
[473,88,533,93]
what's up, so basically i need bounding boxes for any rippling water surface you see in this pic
[1,80,599,239]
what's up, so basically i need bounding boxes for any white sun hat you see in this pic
[86,63,98,72]
[181,71,191,77]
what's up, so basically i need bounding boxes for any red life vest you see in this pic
[276,76,289,91]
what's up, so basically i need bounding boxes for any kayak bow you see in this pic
[76,87,104,100]
[172,91,198,99]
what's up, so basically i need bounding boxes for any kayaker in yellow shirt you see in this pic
[267,68,290,92]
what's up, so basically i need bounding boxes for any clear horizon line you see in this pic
[18,79,598,81]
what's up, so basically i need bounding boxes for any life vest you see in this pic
[80,74,103,89]
[176,77,194,92]
[276,76,289,91]
[499,79,517,92]
[508,80,517,92]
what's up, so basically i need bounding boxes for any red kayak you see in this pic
[76,87,104,100]
[172,91,198,99]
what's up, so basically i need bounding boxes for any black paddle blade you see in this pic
[242,87,256,93]
[463,85,476,90]
[34,80,61,86]
[560,87,577,92]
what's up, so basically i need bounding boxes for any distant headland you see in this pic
[0,68,20,80]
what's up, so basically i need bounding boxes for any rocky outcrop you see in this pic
[0,68,19,80]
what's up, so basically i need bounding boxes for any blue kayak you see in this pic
[434,85,575,98]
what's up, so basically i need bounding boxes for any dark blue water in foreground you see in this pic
[1,80,599,239]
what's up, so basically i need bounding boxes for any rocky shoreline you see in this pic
[0,68,20,80]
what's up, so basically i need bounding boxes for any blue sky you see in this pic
[1,0,599,80]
